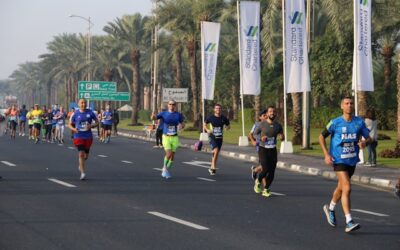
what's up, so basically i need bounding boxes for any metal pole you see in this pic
[282,0,288,142]
[302,0,311,149]
[237,1,245,138]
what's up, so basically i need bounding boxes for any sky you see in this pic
[0,0,153,80]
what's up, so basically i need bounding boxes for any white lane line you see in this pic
[197,177,216,182]
[68,147,75,150]
[182,161,211,169]
[148,211,209,230]
[98,155,108,158]
[1,161,16,167]
[48,178,77,188]
[121,160,133,164]
[271,192,286,196]
[153,168,162,171]
[351,209,389,217]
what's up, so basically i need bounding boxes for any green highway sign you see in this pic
[78,81,117,92]
[78,91,130,101]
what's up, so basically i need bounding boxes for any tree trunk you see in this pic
[46,80,52,108]
[130,49,141,125]
[103,68,114,82]
[187,39,199,127]
[291,92,302,145]
[175,43,183,112]
[382,45,393,102]
[254,95,260,121]
[232,84,239,121]
[396,52,400,150]
[357,91,367,117]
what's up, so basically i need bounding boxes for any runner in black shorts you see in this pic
[204,104,230,175]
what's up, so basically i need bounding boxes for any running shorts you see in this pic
[208,134,223,150]
[162,135,180,152]
[333,164,356,178]
[73,138,93,153]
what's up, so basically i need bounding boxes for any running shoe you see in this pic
[261,189,271,197]
[251,166,257,180]
[254,179,261,194]
[161,169,171,179]
[345,220,360,233]
[208,168,216,176]
[395,185,400,199]
[35,138,39,144]
[153,145,159,148]
[323,205,337,227]
[80,173,86,180]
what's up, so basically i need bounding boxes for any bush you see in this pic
[378,133,391,140]
[310,107,342,128]
[138,110,152,123]
[379,149,400,158]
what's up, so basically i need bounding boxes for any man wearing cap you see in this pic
[31,104,44,143]
[203,104,230,175]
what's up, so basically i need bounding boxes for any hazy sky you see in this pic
[0,0,153,80]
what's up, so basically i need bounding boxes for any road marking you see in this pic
[270,192,286,196]
[68,147,75,150]
[98,155,108,158]
[153,168,162,171]
[48,178,76,188]
[197,177,216,182]
[1,161,16,167]
[148,211,209,230]
[121,160,133,164]
[182,161,211,169]
[351,209,389,217]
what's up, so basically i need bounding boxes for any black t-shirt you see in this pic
[205,115,230,139]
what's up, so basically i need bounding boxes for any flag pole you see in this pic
[200,22,208,141]
[237,0,248,146]
[353,0,358,116]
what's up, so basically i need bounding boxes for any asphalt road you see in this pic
[0,133,399,250]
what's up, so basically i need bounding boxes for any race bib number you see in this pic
[340,142,356,159]
[212,127,223,137]
[265,137,276,148]
[10,116,17,121]
[166,125,177,135]
[78,121,89,131]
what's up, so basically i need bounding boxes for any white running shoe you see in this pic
[80,173,86,180]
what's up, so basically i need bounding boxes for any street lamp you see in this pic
[69,14,93,81]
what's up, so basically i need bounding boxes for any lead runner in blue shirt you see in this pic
[319,96,371,233]
[151,100,185,179]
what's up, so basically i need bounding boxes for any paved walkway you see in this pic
[118,129,399,191]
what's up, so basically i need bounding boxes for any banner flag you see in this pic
[284,0,311,93]
[201,21,221,100]
[352,0,374,91]
[239,1,261,95]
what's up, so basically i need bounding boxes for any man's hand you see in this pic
[324,154,334,166]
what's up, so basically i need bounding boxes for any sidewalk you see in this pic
[117,129,398,191]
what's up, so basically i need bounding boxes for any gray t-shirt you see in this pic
[253,120,283,148]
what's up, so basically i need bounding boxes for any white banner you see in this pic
[162,88,188,103]
[284,0,310,93]
[201,21,220,100]
[352,0,374,91]
[239,1,260,95]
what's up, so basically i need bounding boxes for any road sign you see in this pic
[78,92,130,101]
[162,88,188,102]
[78,81,117,92]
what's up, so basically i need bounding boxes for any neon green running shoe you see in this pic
[262,189,271,197]
[254,180,261,194]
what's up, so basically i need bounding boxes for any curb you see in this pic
[117,131,396,190]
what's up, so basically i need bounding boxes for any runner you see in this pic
[31,104,44,144]
[18,104,28,136]
[113,109,119,136]
[252,106,284,197]
[27,107,34,139]
[43,107,54,142]
[154,111,164,148]
[54,106,66,144]
[67,107,76,139]
[395,177,400,198]
[249,109,268,180]
[203,104,230,175]
[5,105,19,139]
[68,99,98,180]
[99,108,105,142]
[320,96,371,233]
[102,105,113,143]
[151,100,185,179]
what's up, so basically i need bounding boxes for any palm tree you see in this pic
[104,14,151,125]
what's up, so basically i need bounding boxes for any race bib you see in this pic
[166,125,177,135]
[265,137,276,148]
[212,127,223,137]
[78,121,89,131]
[340,142,356,159]
[10,116,17,121]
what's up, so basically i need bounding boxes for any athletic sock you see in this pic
[163,157,168,168]
[329,201,336,211]
[345,214,352,223]
[167,160,173,169]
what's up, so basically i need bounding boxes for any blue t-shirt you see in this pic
[55,111,66,125]
[102,110,113,125]
[326,116,370,166]
[19,108,28,121]
[156,111,184,135]
[71,109,98,139]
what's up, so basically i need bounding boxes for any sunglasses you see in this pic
[168,103,176,106]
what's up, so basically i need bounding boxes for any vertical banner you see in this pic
[284,0,311,93]
[201,21,221,100]
[239,1,261,95]
[352,0,374,91]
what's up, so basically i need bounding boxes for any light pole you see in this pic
[69,14,93,82]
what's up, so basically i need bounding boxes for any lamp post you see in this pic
[69,14,93,82]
